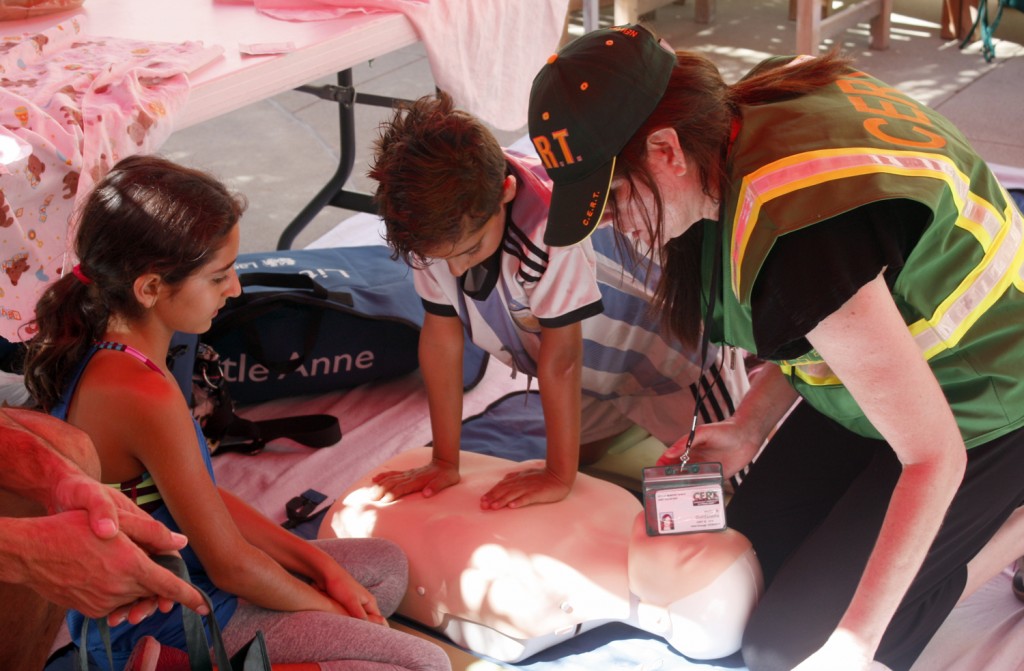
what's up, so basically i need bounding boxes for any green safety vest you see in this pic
[707,66,1024,447]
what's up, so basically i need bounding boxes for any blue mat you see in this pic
[460,390,548,462]
[391,615,747,670]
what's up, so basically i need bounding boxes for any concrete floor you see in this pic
[158,0,1024,254]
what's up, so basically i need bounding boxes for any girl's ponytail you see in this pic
[23,269,109,411]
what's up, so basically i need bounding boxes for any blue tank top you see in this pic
[52,343,238,670]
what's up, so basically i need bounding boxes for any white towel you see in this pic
[252,0,570,131]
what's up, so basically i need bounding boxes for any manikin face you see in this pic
[610,128,716,250]
[426,175,517,277]
[154,224,242,334]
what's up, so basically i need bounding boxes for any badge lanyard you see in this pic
[678,219,722,467]
[640,221,728,536]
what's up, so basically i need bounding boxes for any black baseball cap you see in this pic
[528,24,675,247]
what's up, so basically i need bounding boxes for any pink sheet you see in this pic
[0,15,220,342]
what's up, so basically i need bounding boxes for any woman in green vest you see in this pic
[528,24,1024,671]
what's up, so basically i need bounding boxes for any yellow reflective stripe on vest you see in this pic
[779,361,840,386]
[910,187,1024,359]
[734,149,1024,384]
[732,148,976,295]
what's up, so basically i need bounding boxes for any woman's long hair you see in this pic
[23,155,246,410]
[610,50,851,347]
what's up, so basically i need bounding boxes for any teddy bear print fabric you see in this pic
[0,14,219,341]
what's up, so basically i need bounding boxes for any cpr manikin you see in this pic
[320,447,763,662]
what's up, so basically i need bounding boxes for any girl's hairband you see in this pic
[71,264,92,285]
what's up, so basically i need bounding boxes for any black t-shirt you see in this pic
[750,198,930,360]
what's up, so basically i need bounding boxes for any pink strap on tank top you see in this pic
[93,341,166,377]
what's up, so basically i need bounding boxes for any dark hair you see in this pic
[370,91,508,267]
[609,50,852,346]
[23,154,246,410]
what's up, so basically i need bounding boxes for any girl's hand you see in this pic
[657,420,763,478]
[318,570,387,626]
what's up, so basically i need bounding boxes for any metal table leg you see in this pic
[276,68,407,250]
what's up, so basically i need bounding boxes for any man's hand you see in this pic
[1,408,209,623]
[50,471,211,623]
[15,510,208,624]
[52,472,145,538]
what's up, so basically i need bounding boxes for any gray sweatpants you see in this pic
[221,537,451,671]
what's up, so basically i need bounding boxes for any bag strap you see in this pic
[239,272,354,307]
[195,343,342,455]
[79,554,233,671]
[78,616,114,671]
[216,413,342,455]
[210,274,354,376]
[230,630,272,670]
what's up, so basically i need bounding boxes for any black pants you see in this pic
[730,401,1024,671]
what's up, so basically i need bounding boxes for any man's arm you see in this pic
[0,511,207,620]
[0,408,208,620]
[0,408,100,509]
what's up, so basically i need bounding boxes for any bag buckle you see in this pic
[283,488,327,529]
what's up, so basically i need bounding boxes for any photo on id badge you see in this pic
[642,462,727,536]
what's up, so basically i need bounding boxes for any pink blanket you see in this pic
[251,0,570,131]
[0,15,220,342]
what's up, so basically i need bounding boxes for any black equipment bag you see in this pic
[202,246,488,405]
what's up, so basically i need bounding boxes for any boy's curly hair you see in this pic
[370,91,507,267]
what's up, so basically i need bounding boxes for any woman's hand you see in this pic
[657,420,764,478]
[792,629,874,671]
[659,364,798,474]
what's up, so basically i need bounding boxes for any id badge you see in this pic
[642,462,727,536]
